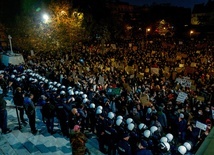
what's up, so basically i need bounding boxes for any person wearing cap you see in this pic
[70,125,90,155]
[135,140,153,155]
[0,87,12,134]
[117,133,132,155]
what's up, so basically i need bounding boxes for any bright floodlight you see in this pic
[42,14,49,23]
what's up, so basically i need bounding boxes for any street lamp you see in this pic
[42,13,49,23]
[190,30,194,38]
[146,28,151,36]
[145,28,151,49]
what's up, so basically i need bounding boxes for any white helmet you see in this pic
[159,142,170,152]
[183,142,192,151]
[97,106,103,110]
[79,91,84,95]
[143,130,151,138]
[90,103,95,108]
[150,126,158,134]
[52,87,58,92]
[108,112,115,119]
[61,85,66,89]
[126,118,133,124]
[21,75,25,79]
[82,94,87,99]
[70,97,75,102]
[128,123,135,131]
[11,75,15,78]
[178,145,187,155]
[53,81,57,85]
[166,133,173,142]
[57,83,61,87]
[83,98,89,104]
[44,79,48,83]
[16,77,21,81]
[68,89,74,96]
[138,123,147,130]
[96,109,102,114]
[60,90,66,95]
[117,115,123,120]
[116,119,123,126]
[49,81,53,85]
[75,91,79,95]
[67,86,72,90]
[160,137,168,143]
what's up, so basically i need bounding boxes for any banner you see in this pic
[107,88,121,95]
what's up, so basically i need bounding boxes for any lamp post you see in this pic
[145,28,150,49]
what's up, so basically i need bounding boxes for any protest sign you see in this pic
[151,68,159,75]
[175,77,191,88]
[196,121,207,131]
[179,64,184,68]
[197,96,205,102]
[140,94,151,106]
[176,92,188,103]
[190,62,197,67]
[98,75,104,85]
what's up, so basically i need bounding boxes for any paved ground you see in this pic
[0,92,104,155]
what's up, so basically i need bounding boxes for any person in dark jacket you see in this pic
[24,93,37,134]
[135,140,153,155]
[42,98,56,134]
[117,133,132,155]
[13,87,27,125]
[0,88,12,134]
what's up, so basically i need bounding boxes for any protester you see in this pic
[1,36,213,154]
[70,125,90,155]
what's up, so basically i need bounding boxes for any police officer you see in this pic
[117,133,132,155]
[104,119,117,155]
[135,140,153,155]
[115,118,126,141]
[88,103,96,133]
[127,123,139,154]
[95,108,107,154]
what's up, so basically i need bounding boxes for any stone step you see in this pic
[2,97,105,155]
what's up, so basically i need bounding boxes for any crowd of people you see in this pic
[0,36,214,155]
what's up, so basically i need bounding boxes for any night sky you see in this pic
[121,0,208,8]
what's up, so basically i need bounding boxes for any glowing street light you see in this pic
[145,28,151,49]
[190,30,194,38]
[42,13,49,23]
